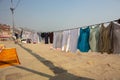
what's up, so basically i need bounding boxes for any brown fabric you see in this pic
[0,48,20,68]
[98,22,113,54]
[112,22,120,53]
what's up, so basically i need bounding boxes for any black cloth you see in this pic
[49,32,53,43]
[15,33,19,39]
[44,33,49,44]
[41,33,45,40]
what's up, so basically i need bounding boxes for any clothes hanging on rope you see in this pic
[112,22,120,54]
[44,33,49,44]
[77,27,90,52]
[49,19,120,54]
[69,28,79,53]
[37,32,42,42]
[44,19,119,33]
[53,31,63,49]
[62,30,70,52]
[49,32,53,43]
[89,25,100,52]
[32,32,39,44]
[98,22,113,54]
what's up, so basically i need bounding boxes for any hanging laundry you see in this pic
[44,33,49,44]
[62,30,70,52]
[53,31,63,49]
[89,25,100,52]
[98,22,113,54]
[49,32,53,43]
[112,22,120,54]
[69,28,79,53]
[77,27,90,52]
[41,33,45,40]
[37,32,42,42]
[21,31,32,43]
[32,32,39,44]
[29,32,33,43]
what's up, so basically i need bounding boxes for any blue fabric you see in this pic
[77,27,90,52]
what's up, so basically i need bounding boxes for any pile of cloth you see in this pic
[0,45,20,68]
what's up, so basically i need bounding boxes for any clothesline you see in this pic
[51,19,120,53]
[44,19,119,33]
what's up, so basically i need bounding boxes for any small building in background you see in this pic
[0,24,12,40]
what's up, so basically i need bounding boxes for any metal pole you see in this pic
[10,0,15,35]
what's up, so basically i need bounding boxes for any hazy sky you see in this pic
[0,0,120,32]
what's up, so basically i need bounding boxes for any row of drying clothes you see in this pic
[22,31,40,43]
[43,32,53,44]
[43,29,79,53]
[51,21,120,54]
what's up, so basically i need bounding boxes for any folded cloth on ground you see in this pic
[0,48,20,68]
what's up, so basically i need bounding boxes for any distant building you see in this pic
[0,24,12,40]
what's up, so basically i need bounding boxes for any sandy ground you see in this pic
[0,40,120,80]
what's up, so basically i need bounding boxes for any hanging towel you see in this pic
[37,32,42,42]
[98,22,113,54]
[33,32,39,44]
[53,31,63,49]
[112,22,120,54]
[62,30,70,52]
[89,25,100,52]
[69,28,79,53]
[77,27,90,52]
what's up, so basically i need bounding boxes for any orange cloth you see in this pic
[0,48,20,68]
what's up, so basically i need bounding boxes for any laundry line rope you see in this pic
[44,19,119,33]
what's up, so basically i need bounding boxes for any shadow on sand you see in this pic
[16,44,94,80]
